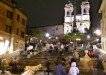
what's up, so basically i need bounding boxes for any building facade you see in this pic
[99,0,106,51]
[33,25,64,39]
[42,25,64,37]
[0,0,28,55]
[64,1,90,34]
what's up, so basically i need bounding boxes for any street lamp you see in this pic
[48,37,51,39]
[87,35,90,39]
[96,38,99,41]
[94,29,101,43]
[94,29,101,36]
[55,37,58,39]
[45,33,50,38]
[45,32,51,75]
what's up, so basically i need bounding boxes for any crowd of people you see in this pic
[20,41,105,75]
[25,41,75,57]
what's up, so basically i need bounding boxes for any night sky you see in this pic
[14,0,102,28]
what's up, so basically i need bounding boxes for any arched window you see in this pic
[84,9,86,14]
[67,11,70,16]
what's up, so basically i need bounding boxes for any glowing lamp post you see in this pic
[94,29,101,36]
[45,33,51,75]
[87,35,90,39]
[94,29,101,41]
[45,33,50,38]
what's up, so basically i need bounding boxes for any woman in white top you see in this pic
[68,62,79,75]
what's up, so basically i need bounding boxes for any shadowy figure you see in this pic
[54,57,67,75]
[70,58,77,63]
[96,59,104,75]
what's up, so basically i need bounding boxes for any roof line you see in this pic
[0,1,28,18]
[27,24,63,28]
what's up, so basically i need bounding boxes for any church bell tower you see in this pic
[64,1,73,34]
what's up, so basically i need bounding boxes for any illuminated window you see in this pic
[6,25,11,33]
[67,11,70,16]
[84,9,86,14]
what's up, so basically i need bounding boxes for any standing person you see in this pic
[49,43,53,53]
[68,62,79,75]
[46,43,50,52]
[65,57,77,74]
[37,42,42,52]
[70,58,77,63]
[54,57,67,75]
[72,51,79,62]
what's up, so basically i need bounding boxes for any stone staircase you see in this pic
[18,51,103,75]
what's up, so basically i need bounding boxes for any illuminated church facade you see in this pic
[64,1,90,34]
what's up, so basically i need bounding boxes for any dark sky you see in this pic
[14,0,102,28]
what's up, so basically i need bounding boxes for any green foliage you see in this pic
[33,28,44,40]
[60,32,84,41]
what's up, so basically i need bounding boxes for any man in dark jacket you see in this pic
[54,57,67,75]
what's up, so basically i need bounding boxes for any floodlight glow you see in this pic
[76,38,81,41]
[56,37,58,39]
[30,37,33,41]
[0,42,5,55]
[96,38,99,41]
[4,40,9,51]
[99,49,106,54]
[94,29,101,36]
[87,35,90,39]
[0,36,3,40]
[45,33,50,38]
[48,37,51,39]
[70,42,73,43]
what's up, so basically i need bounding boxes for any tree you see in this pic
[60,31,85,50]
[60,32,84,42]
[33,28,44,40]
